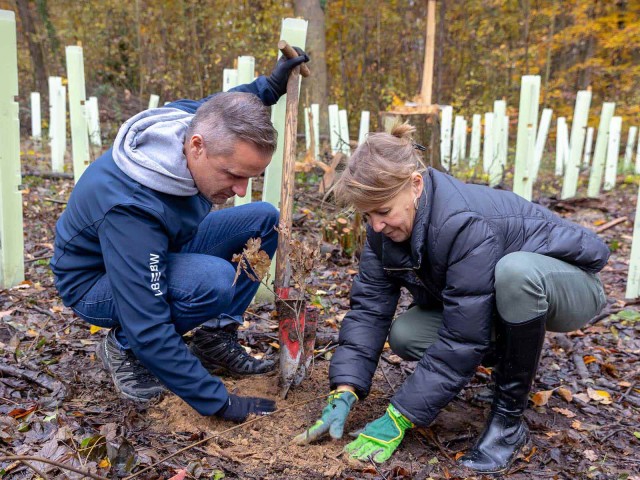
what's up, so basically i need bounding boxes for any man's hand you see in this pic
[293,389,358,444]
[215,394,276,423]
[344,404,413,463]
[266,46,310,98]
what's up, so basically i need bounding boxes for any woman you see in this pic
[293,123,609,473]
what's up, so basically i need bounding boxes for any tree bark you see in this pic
[294,0,328,135]
[15,0,48,95]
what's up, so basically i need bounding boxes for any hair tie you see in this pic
[413,143,427,151]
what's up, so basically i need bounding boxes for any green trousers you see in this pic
[388,252,607,361]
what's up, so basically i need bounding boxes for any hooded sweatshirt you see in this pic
[51,76,278,415]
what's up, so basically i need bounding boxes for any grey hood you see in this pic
[112,107,197,196]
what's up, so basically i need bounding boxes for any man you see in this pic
[51,50,309,422]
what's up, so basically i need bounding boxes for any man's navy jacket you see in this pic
[51,78,279,415]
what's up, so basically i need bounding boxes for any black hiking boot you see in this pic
[97,329,166,402]
[191,325,275,376]
[459,313,546,474]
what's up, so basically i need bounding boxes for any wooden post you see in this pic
[532,108,552,182]
[623,126,637,172]
[256,18,308,303]
[0,10,25,288]
[483,112,494,174]
[583,127,594,167]
[513,75,541,201]
[262,18,308,209]
[587,102,615,197]
[148,94,159,109]
[274,52,302,292]
[603,116,622,191]
[561,90,591,199]
[30,92,41,141]
[222,68,239,92]
[338,109,350,156]
[625,185,640,299]
[440,105,452,170]
[452,115,464,167]
[555,117,568,176]
[65,45,91,183]
[48,76,66,173]
[328,103,340,154]
[235,56,257,207]
[358,110,370,145]
[469,114,481,167]
[420,0,436,105]
[311,103,320,157]
[86,96,102,148]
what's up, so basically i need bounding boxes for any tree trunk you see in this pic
[294,0,328,136]
[16,0,48,95]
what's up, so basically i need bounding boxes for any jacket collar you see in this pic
[379,169,433,270]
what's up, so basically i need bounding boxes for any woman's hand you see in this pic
[292,388,358,444]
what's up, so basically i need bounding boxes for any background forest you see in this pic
[4,0,640,141]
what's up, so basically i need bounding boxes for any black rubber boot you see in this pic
[97,329,166,402]
[191,324,275,376]
[459,313,546,474]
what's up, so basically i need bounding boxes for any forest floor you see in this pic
[1,145,640,480]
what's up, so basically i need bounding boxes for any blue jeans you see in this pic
[71,202,279,348]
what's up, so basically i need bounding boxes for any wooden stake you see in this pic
[420,0,436,105]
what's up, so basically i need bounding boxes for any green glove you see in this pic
[293,390,358,445]
[344,404,413,463]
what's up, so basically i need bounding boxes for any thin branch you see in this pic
[0,456,107,480]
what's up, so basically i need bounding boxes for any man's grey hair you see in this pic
[185,92,277,157]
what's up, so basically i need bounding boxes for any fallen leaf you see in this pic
[574,393,591,403]
[454,451,465,460]
[0,309,15,318]
[98,458,111,468]
[583,449,598,461]
[90,325,103,334]
[556,387,573,402]
[269,342,280,349]
[583,355,597,365]
[552,407,576,418]
[168,469,187,480]
[8,405,37,419]
[531,389,553,407]
[587,388,612,405]
[523,446,537,462]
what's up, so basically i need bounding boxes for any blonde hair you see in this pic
[334,121,426,211]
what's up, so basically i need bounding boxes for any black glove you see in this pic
[216,394,276,423]
[266,46,310,98]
